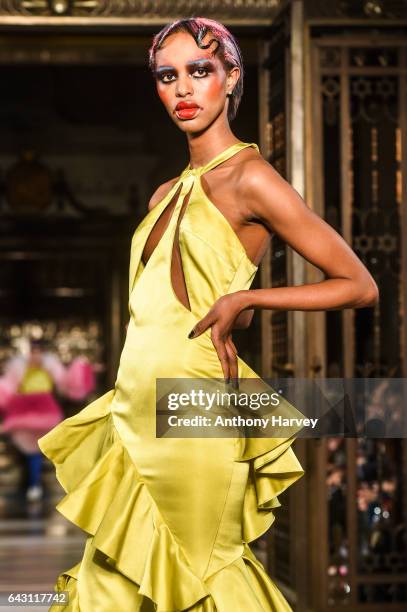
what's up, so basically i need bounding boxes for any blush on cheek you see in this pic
[202,76,226,103]
[156,85,171,107]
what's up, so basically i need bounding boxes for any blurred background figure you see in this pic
[0,338,95,502]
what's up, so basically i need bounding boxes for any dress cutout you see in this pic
[38,142,305,612]
[141,182,194,311]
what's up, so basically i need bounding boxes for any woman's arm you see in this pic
[189,158,379,383]
[235,159,379,313]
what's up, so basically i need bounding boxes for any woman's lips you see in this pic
[174,103,201,120]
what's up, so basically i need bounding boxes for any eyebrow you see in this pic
[155,58,214,73]
[186,59,214,67]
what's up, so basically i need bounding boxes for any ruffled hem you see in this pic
[51,543,294,612]
[237,437,305,544]
[38,388,303,612]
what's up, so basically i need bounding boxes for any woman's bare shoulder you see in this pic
[223,148,278,194]
[236,151,282,187]
[236,152,312,228]
[236,153,295,203]
[148,177,179,211]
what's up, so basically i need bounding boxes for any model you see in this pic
[38,17,378,612]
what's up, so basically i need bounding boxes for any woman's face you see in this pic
[29,347,42,366]
[153,30,239,134]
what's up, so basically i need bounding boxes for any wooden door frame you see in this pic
[257,3,309,608]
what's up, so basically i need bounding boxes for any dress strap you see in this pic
[181,142,259,178]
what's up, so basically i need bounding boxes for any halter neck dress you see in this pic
[38,141,305,611]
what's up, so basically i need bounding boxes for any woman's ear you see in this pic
[226,66,240,96]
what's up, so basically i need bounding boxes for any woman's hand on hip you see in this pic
[187,292,248,386]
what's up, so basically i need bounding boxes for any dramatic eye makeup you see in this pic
[155,59,216,83]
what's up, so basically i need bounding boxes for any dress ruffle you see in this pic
[38,389,303,612]
[238,437,305,544]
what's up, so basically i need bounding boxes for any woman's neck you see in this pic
[186,119,241,169]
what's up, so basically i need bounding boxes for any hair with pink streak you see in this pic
[149,17,244,121]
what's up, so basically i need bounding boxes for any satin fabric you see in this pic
[38,142,305,611]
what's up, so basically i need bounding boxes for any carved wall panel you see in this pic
[0,0,283,22]
[306,0,407,19]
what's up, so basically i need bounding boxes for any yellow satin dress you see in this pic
[38,142,305,612]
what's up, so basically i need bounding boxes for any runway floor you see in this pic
[0,493,85,612]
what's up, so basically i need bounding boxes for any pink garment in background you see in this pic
[2,392,64,453]
[60,357,96,401]
[0,352,97,453]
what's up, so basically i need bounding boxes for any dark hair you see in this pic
[149,17,244,121]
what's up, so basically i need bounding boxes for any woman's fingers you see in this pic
[225,337,239,389]
[229,337,238,356]
[210,328,230,382]
[188,311,215,338]
[210,327,239,387]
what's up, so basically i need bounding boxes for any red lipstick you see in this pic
[175,101,201,120]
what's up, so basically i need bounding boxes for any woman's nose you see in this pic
[175,74,193,97]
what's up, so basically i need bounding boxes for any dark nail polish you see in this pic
[188,329,195,338]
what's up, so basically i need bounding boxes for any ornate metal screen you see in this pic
[311,36,407,610]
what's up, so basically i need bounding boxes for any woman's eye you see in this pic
[192,67,208,78]
[160,73,176,83]
[158,67,209,82]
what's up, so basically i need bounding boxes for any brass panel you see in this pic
[0,0,283,25]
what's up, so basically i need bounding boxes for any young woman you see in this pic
[39,17,378,612]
